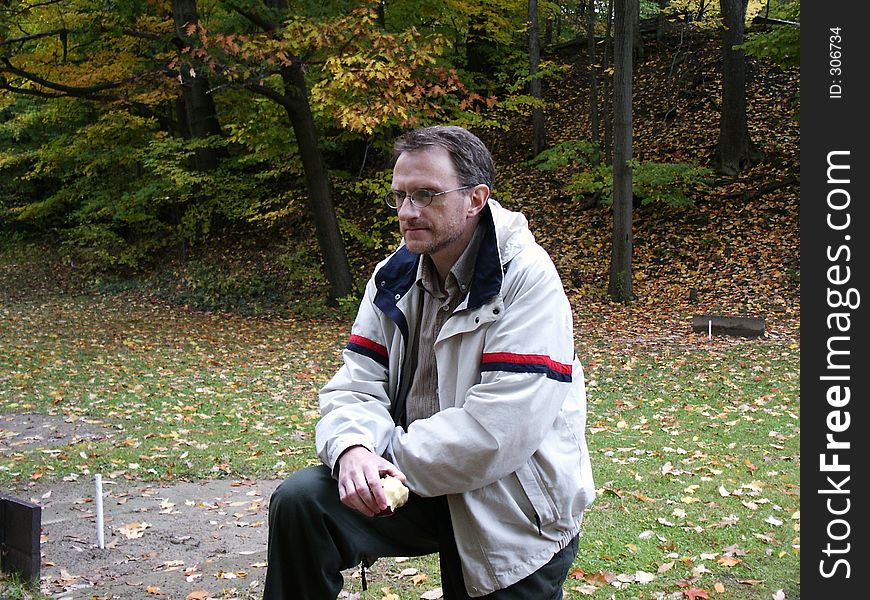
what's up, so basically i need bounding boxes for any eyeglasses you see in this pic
[385,185,476,209]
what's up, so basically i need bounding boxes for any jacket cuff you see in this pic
[327,435,375,478]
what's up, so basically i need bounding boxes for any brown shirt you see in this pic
[404,225,484,425]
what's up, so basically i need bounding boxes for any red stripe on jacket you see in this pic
[348,334,388,359]
[481,352,572,375]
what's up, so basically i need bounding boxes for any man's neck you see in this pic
[430,219,483,288]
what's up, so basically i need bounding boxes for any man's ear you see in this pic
[467,184,490,217]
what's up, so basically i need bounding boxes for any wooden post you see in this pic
[0,494,42,581]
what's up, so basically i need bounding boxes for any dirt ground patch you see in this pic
[1,413,273,598]
[0,414,110,452]
[2,414,400,600]
[5,475,282,600]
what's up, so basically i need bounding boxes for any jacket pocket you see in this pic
[515,459,558,527]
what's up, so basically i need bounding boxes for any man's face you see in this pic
[392,146,476,262]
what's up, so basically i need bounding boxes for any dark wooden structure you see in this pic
[0,494,41,581]
[691,315,766,338]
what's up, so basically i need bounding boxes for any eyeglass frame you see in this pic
[385,184,478,210]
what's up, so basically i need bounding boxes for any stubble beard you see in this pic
[402,221,466,258]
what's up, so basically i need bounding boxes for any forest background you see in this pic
[1,0,800,599]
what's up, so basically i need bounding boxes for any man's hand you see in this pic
[337,446,406,517]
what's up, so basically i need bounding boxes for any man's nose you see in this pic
[397,197,421,220]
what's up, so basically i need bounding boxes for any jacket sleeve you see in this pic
[388,246,580,496]
[315,275,398,473]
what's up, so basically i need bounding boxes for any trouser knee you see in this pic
[268,465,334,525]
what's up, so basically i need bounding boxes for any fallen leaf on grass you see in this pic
[420,588,443,599]
[572,584,598,595]
[379,587,399,600]
[658,561,675,573]
[717,556,741,567]
[615,571,655,584]
[635,571,656,583]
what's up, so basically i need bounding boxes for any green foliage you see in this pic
[663,0,767,30]
[525,139,599,171]
[61,223,158,271]
[158,259,291,316]
[569,160,714,209]
[1,95,314,272]
[332,168,398,251]
[639,0,664,19]
[276,245,326,287]
[629,160,715,207]
[0,0,547,282]
[741,2,800,69]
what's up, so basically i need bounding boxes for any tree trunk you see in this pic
[586,0,600,154]
[716,0,760,175]
[608,0,636,302]
[528,0,547,156]
[632,0,644,61]
[172,0,225,171]
[280,64,354,302]
[603,0,614,166]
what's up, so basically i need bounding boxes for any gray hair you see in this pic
[393,125,495,191]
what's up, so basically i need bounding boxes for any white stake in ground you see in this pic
[95,474,105,549]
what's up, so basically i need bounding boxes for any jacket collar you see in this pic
[375,203,503,327]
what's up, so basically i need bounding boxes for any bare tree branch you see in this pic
[244,81,289,108]
[1,57,172,101]
[1,57,120,98]
[0,77,66,98]
[0,28,70,47]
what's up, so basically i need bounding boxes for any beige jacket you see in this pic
[316,200,595,596]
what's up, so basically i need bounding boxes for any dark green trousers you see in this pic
[263,465,578,600]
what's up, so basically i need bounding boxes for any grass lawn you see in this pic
[1,284,799,599]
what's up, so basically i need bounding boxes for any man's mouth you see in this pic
[402,222,428,232]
